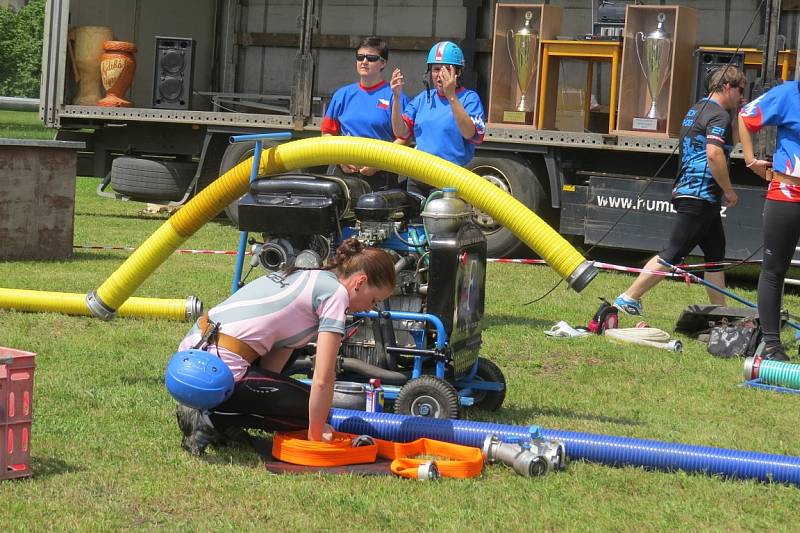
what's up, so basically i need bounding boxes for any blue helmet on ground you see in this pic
[165,349,234,410]
[427,41,465,67]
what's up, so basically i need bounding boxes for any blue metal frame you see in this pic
[229,132,292,294]
[349,309,503,404]
[740,378,800,395]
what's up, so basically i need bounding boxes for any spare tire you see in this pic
[466,156,546,258]
[110,156,197,202]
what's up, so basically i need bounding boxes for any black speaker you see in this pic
[152,36,195,109]
[694,50,744,102]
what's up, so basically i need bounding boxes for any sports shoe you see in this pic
[762,343,790,362]
[614,293,643,316]
[175,403,225,456]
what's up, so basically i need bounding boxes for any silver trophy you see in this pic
[506,10,539,114]
[635,13,672,126]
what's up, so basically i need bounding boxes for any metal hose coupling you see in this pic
[185,296,203,321]
[417,460,440,480]
[567,260,599,293]
[86,290,117,320]
[482,427,566,477]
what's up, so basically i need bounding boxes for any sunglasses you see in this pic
[356,54,383,62]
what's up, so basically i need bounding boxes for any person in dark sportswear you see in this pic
[738,79,800,361]
[614,66,747,316]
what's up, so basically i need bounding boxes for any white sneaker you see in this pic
[544,321,590,338]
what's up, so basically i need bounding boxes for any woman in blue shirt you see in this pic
[322,36,408,190]
[390,41,486,196]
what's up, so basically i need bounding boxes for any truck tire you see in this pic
[466,156,546,258]
[219,140,279,225]
[110,157,196,202]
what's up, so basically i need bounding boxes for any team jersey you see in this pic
[400,87,486,166]
[740,80,800,202]
[321,80,408,142]
[673,98,733,203]
[179,270,349,381]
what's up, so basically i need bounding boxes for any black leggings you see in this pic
[208,366,310,433]
[758,199,800,344]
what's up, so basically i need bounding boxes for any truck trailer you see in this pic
[40,0,799,259]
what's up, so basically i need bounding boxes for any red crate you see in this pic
[0,347,35,480]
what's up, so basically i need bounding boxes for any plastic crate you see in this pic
[0,347,35,480]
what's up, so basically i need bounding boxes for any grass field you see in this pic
[1,115,800,529]
[0,110,53,140]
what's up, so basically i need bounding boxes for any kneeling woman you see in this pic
[175,238,396,455]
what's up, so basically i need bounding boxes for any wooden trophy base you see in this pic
[631,116,666,133]
[502,110,535,125]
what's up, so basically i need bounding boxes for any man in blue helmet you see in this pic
[390,41,486,196]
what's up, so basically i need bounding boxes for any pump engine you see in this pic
[236,173,506,418]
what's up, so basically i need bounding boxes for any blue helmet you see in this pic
[165,349,234,410]
[427,41,465,67]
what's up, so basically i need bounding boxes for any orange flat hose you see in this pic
[272,431,483,479]
[376,438,484,479]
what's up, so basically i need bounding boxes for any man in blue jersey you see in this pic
[390,41,486,196]
[615,66,747,316]
[322,37,408,189]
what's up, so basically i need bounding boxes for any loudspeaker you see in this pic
[694,50,744,102]
[152,36,195,109]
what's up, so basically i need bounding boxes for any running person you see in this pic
[390,41,486,196]
[738,79,800,361]
[175,239,396,455]
[321,36,408,190]
[614,67,746,315]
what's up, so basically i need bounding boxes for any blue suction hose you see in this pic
[328,409,800,485]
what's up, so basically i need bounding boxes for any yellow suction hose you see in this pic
[86,136,595,318]
[0,288,201,321]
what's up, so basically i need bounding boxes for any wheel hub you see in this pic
[410,395,441,418]
[469,167,510,233]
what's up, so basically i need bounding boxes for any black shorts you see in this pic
[659,197,725,265]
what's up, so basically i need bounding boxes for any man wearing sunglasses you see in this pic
[321,36,409,190]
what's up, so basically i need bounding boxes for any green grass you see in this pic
[0,110,53,140]
[1,177,800,529]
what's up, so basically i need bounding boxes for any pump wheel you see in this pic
[395,375,460,419]
[110,156,196,202]
[219,140,279,225]
[466,156,547,258]
[469,357,506,412]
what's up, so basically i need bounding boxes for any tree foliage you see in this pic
[0,0,46,97]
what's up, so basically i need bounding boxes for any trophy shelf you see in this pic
[487,3,563,129]
[614,5,698,138]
